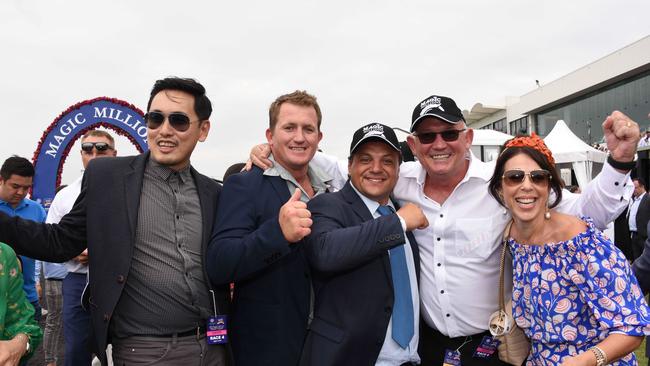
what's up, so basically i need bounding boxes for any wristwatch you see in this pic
[590,346,607,366]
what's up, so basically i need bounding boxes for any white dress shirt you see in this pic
[628,192,646,232]
[349,184,420,366]
[314,151,632,337]
[46,175,87,274]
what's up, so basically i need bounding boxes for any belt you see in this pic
[137,325,206,339]
[424,323,492,347]
[45,278,64,281]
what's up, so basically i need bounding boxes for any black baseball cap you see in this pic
[349,123,401,155]
[410,95,465,132]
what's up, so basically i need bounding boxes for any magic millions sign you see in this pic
[32,97,148,208]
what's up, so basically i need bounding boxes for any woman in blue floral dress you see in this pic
[488,133,650,366]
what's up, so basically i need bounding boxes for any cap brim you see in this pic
[350,136,401,155]
[410,112,463,132]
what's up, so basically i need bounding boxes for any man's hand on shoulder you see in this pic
[397,203,429,231]
[279,189,312,243]
[244,143,273,171]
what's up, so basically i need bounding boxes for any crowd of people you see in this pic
[0,76,648,366]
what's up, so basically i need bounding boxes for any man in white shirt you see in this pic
[251,95,639,366]
[48,129,116,366]
[628,177,650,260]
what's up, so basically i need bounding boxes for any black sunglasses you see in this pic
[502,169,551,186]
[145,111,200,132]
[413,129,466,144]
[81,142,112,153]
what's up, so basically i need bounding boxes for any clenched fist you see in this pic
[397,203,429,231]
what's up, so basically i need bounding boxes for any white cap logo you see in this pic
[362,123,385,135]
[420,96,445,116]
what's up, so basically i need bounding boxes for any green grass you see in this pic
[636,337,648,366]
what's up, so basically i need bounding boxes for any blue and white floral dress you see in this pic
[509,217,650,366]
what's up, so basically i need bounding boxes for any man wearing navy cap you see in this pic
[251,95,639,365]
[299,123,427,366]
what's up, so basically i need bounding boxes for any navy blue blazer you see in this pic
[299,181,420,366]
[207,167,311,366]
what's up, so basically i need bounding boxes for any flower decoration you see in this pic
[504,132,555,167]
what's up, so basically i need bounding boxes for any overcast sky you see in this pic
[1,0,649,184]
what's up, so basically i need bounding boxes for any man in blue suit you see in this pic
[207,90,333,366]
[300,123,428,366]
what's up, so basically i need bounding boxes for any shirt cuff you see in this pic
[601,160,633,190]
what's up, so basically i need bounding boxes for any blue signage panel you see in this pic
[32,97,148,208]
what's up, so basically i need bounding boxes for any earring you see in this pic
[544,200,551,220]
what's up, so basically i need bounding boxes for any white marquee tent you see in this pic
[470,129,513,162]
[543,120,606,188]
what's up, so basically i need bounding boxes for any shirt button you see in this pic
[440,290,445,294]
[614,182,619,186]
[437,237,441,241]
[116,275,125,284]
[176,215,180,219]
[103,313,110,322]
[440,214,443,218]
[437,263,441,267]
[446,313,450,317]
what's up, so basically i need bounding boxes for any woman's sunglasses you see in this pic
[413,129,466,144]
[144,111,200,132]
[502,169,551,186]
[81,142,112,153]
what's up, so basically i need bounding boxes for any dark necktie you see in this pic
[377,205,414,349]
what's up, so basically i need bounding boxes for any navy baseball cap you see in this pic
[350,123,401,155]
[410,95,465,132]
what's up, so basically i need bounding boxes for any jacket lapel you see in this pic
[123,153,147,244]
[192,168,216,253]
[341,181,394,285]
[269,174,291,202]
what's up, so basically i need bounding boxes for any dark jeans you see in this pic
[63,272,92,366]
[419,321,509,366]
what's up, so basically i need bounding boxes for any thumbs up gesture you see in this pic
[279,188,313,243]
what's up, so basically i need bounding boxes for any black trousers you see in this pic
[418,321,510,366]
[631,233,646,261]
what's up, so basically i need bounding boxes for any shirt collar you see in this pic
[349,182,396,215]
[0,197,29,211]
[264,155,332,193]
[147,157,192,183]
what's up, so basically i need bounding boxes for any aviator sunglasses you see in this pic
[413,129,466,144]
[81,142,112,153]
[502,169,551,186]
[144,111,200,132]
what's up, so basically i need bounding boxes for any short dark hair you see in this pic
[268,90,322,131]
[0,156,35,180]
[634,177,646,188]
[147,77,212,121]
[488,146,563,209]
